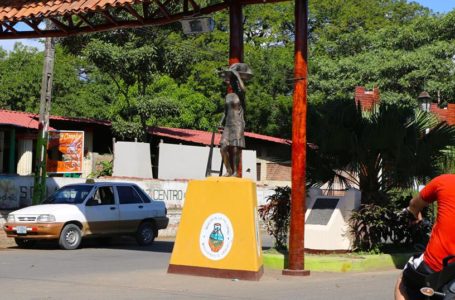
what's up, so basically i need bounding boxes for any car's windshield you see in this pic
[42,185,93,204]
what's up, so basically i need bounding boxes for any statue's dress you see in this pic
[220,93,245,148]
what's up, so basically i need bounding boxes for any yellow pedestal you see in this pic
[168,177,263,280]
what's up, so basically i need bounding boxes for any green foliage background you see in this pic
[0,0,454,141]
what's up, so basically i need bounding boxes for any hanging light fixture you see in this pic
[418,91,432,112]
[180,16,215,35]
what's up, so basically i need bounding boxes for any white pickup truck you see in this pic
[3,182,169,250]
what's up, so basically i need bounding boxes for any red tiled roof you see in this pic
[0,109,42,129]
[0,0,138,22]
[0,109,290,145]
[0,109,111,129]
[149,127,291,146]
[430,103,455,125]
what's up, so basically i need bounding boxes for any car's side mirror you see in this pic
[85,197,99,206]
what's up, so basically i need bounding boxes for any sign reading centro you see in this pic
[199,213,234,261]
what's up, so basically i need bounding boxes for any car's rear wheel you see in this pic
[59,224,82,250]
[136,222,156,246]
[14,238,36,249]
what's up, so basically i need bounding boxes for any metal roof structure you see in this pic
[0,0,286,39]
[149,126,291,146]
[0,109,110,129]
[0,109,289,144]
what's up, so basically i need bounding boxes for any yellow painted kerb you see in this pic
[169,177,263,272]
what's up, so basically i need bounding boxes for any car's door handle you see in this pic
[110,207,116,210]
[138,205,143,209]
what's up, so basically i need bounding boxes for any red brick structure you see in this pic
[430,103,455,125]
[354,86,380,111]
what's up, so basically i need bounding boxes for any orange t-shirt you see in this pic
[421,174,455,272]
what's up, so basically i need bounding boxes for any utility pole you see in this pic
[32,29,55,205]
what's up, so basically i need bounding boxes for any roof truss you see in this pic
[0,0,286,39]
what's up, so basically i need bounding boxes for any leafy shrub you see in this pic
[90,160,113,178]
[349,190,434,252]
[258,186,291,250]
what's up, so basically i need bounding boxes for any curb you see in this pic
[263,252,412,272]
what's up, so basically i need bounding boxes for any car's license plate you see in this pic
[16,226,27,234]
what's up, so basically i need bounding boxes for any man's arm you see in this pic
[407,194,428,221]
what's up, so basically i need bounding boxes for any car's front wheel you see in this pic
[135,222,156,246]
[14,238,36,249]
[59,224,82,250]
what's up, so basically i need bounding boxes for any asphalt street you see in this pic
[0,237,399,300]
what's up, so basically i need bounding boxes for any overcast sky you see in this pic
[0,1,454,52]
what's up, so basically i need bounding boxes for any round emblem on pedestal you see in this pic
[200,213,234,261]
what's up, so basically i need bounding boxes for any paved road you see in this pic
[0,238,399,300]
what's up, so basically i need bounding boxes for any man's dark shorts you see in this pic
[402,254,435,299]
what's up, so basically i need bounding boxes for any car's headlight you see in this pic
[7,214,15,223]
[37,214,56,222]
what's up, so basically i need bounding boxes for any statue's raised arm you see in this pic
[219,63,253,177]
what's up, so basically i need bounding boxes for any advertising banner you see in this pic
[47,130,84,173]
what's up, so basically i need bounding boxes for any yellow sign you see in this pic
[47,131,84,173]
[168,177,263,280]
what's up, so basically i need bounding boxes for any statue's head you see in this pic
[220,63,253,92]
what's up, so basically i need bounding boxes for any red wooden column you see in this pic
[282,0,310,276]
[229,0,243,65]
[229,0,244,177]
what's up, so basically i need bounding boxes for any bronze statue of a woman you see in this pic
[219,63,253,177]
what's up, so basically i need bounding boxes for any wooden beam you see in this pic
[49,17,69,33]
[150,0,173,18]
[23,19,43,34]
[153,0,171,19]
[75,19,84,28]
[229,0,243,65]
[183,0,189,13]
[187,0,200,11]
[124,3,144,23]
[102,10,119,25]
[1,21,18,34]
[66,14,75,29]
[77,14,95,29]
[0,1,231,39]
[143,1,151,18]
[0,0,291,39]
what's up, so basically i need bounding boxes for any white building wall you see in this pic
[158,142,256,180]
[82,131,93,178]
[16,139,33,175]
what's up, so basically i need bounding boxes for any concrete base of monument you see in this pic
[282,269,311,276]
[167,177,263,281]
[168,264,264,281]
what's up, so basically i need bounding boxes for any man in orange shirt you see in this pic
[395,174,455,299]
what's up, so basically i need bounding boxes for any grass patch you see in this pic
[262,248,413,272]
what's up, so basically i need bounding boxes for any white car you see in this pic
[4,182,169,250]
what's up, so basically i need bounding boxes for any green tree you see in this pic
[0,43,110,118]
[307,99,455,205]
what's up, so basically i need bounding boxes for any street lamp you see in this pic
[418,91,432,112]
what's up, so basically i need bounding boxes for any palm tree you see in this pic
[307,99,455,205]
